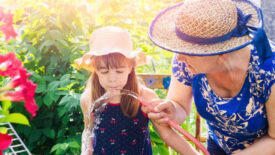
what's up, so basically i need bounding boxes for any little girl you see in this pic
[75,26,159,155]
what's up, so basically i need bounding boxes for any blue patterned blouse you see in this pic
[93,103,152,155]
[172,47,275,154]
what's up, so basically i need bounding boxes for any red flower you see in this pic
[0,91,24,102]
[0,69,31,92]
[0,133,12,152]
[0,53,22,78]
[11,69,31,87]
[21,81,38,118]
[0,81,38,118]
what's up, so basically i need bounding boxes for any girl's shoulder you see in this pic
[80,90,91,108]
[139,84,158,101]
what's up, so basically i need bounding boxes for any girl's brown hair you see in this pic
[83,53,140,117]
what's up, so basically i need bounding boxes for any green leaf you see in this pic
[32,73,46,93]
[29,128,42,143]
[5,113,30,126]
[57,129,66,138]
[48,81,59,92]
[60,74,71,87]
[62,116,70,126]
[152,143,169,155]
[57,107,67,117]
[42,128,55,139]
[50,143,61,153]
[36,81,46,93]
[35,96,43,107]
[60,143,69,151]
[48,91,60,102]
[0,127,7,134]
[69,141,80,149]
[59,95,71,106]
[43,93,53,108]
[49,30,63,42]
[39,39,53,51]
[2,101,12,111]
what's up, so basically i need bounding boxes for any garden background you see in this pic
[0,0,214,154]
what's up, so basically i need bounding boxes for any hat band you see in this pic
[175,8,252,45]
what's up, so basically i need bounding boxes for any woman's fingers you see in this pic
[141,105,153,113]
[149,112,169,126]
[143,99,176,125]
[148,111,168,121]
[154,100,173,112]
[142,98,164,113]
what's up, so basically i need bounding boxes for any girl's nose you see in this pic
[108,71,117,82]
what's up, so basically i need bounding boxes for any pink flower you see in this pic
[0,8,5,20]
[0,133,12,152]
[1,12,13,26]
[0,25,17,40]
[0,52,22,78]
[0,8,17,40]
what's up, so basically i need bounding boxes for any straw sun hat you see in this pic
[149,0,265,56]
[75,26,147,72]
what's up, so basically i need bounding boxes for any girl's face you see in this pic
[177,54,220,74]
[95,60,132,92]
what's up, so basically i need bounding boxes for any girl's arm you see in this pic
[141,86,198,155]
[80,91,94,155]
[234,85,275,155]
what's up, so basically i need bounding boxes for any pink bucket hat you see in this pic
[75,26,147,71]
[149,0,273,60]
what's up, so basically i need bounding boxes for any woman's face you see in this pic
[177,54,220,74]
[95,60,132,92]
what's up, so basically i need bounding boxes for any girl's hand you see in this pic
[142,99,176,126]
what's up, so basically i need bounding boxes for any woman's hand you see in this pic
[142,99,176,126]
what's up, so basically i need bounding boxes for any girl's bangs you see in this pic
[92,53,134,69]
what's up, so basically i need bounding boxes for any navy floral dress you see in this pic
[172,46,275,154]
[93,103,152,155]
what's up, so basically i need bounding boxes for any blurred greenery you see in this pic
[0,0,207,154]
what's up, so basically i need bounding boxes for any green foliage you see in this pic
[0,0,207,154]
[149,122,170,155]
[0,101,30,126]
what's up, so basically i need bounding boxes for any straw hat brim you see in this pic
[149,0,262,56]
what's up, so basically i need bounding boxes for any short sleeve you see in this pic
[171,54,194,86]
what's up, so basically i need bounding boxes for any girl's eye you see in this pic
[116,70,124,74]
[100,70,108,74]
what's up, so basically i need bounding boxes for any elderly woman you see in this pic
[143,0,275,154]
